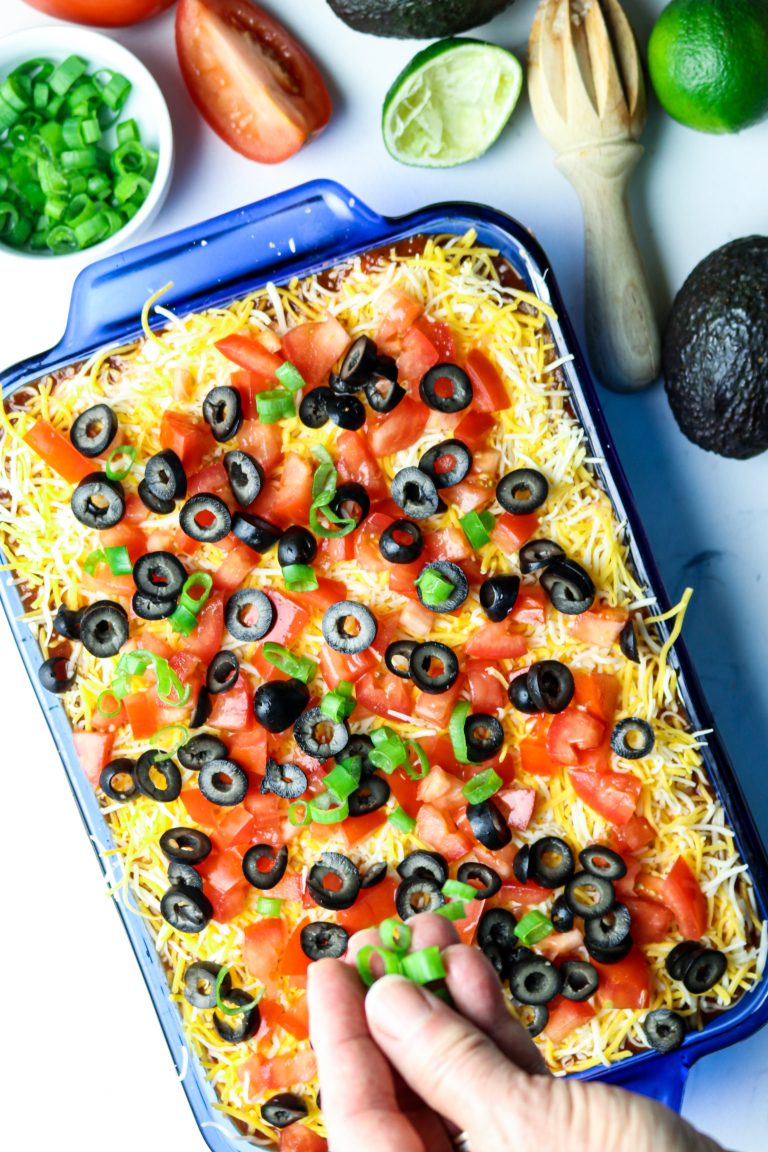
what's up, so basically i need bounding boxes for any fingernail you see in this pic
[365,975,436,1041]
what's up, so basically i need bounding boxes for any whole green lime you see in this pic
[648,0,768,133]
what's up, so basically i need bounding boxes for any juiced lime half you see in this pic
[382,38,523,167]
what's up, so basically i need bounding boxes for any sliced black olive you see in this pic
[327,393,366,430]
[507,673,539,714]
[395,875,445,920]
[261,1093,308,1129]
[38,654,76,694]
[380,519,424,564]
[348,775,390,815]
[243,843,289,890]
[419,439,473,489]
[322,601,377,654]
[329,370,364,396]
[456,861,502,899]
[138,479,175,515]
[178,734,228,771]
[643,1008,687,1054]
[183,961,228,1008]
[529,837,575,888]
[199,758,249,806]
[308,852,361,910]
[560,960,599,1002]
[385,639,418,679]
[516,1002,549,1038]
[526,660,575,714]
[340,335,378,383]
[53,604,81,640]
[161,883,213,933]
[564,873,615,920]
[225,588,275,642]
[466,798,512,850]
[508,956,562,1005]
[416,560,469,613]
[79,600,129,658]
[254,678,310,733]
[585,937,634,964]
[294,707,349,761]
[508,945,535,968]
[179,493,232,543]
[329,482,370,530]
[619,618,640,663]
[71,473,125,529]
[143,449,187,503]
[397,851,449,887]
[478,908,518,952]
[135,750,182,802]
[263,757,307,800]
[365,375,406,412]
[224,449,263,507]
[300,921,349,961]
[299,386,331,428]
[360,861,388,888]
[683,949,727,994]
[540,559,595,615]
[232,512,282,554]
[159,827,212,864]
[372,353,398,383]
[278,525,317,567]
[99,757,137,802]
[133,551,187,601]
[203,384,242,442]
[420,362,472,412]
[666,941,706,982]
[611,717,655,759]
[132,592,176,620]
[343,733,376,776]
[482,941,509,981]
[409,641,459,694]
[206,649,240,695]
[213,989,261,1043]
[391,467,440,519]
[465,714,504,762]
[168,860,203,890]
[190,687,212,730]
[513,845,531,884]
[479,574,520,622]
[497,469,549,515]
[70,403,117,457]
[584,903,632,953]
[579,845,628,881]
[551,894,575,933]
[519,538,565,574]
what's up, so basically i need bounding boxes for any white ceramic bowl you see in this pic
[0,25,173,261]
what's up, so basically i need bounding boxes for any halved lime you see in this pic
[382,38,523,167]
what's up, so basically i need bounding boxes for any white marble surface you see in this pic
[0,1,766,1149]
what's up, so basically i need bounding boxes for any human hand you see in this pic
[307,913,724,1152]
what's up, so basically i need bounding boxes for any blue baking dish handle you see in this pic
[1,179,387,391]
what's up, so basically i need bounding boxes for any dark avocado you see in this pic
[326,0,515,38]
[663,236,768,459]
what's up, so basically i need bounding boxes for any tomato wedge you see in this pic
[24,420,93,484]
[176,0,332,163]
[661,855,708,939]
[569,768,642,825]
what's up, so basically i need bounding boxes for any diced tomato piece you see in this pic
[412,676,463,729]
[387,770,422,820]
[160,410,212,471]
[538,928,585,961]
[517,738,555,777]
[216,332,283,377]
[661,856,708,939]
[237,419,283,472]
[184,592,225,664]
[318,533,356,564]
[253,452,313,526]
[208,676,254,731]
[199,846,243,889]
[335,430,389,502]
[242,790,284,824]
[228,728,268,774]
[569,768,642,826]
[122,692,159,740]
[24,419,94,484]
[451,896,486,946]
[568,603,629,648]
[209,882,249,922]
[465,620,527,660]
[101,523,147,563]
[282,318,350,386]
[266,590,310,645]
[573,671,621,724]
[546,709,605,765]
[212,806,259,851]
[417,317,457,359]
[416,803,471,861]
[424,525,473,563]
[283,577,348,615]
[443,478,493,514]
[356,668,412,722]
[614,855,642,901]
[455,409,495,446]
[243,918,287,983]
[492,879,552,908]
[397,597,435,636]
[492,511,540,555]
[498,788,536,830]
[367,396,429,457]
[337,877,398,934]
[396,322,440,389]
[375,287,423,351]
[231,368,281,420]
[280,918,312,977]
[279,1128,328,1152]
[545,997,596,1043]
[594,947,651,1009]
[467,661,507,713]
[261,995,310,1043]
[168,650,204,694]
[343,808,387,847]
[465,348,510,412]
[624,897,674,945]
[354,511,393,573]
[388,561,427,603]
[417,764,465,809]
[212,540,255,594]
[188,460,229,497]
[418,734,460,775]
[318,644,377,689]
[242,1048,317,1095]
[73,731,114,786]
[509,587,548,625]
[610,815,657,856]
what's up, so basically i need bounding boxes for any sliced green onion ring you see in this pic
[401,946,447,985]
[257,896,283,918]
[449,700,471,765]
[514,909,553,946]
[388,805,416,834]
[435,901,469,921]
[275,361,306,393]
[442,879,478,902]
[356,945,402,989]
[261,642,317,684]
[379,918,411,955]
[462,768,503,805]
[214,966,262,1017]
